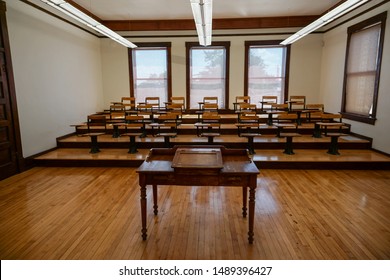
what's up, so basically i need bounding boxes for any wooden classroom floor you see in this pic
[1,167,389,259]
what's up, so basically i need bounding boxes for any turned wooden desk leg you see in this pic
[153,184,158,215]
[140,183,147,241]
[248,186,256,244]
[242,186,247,218]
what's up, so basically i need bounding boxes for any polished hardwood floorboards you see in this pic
[1,167,389,260]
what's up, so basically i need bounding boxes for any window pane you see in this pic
[248,46,286,105]
[347,24,381,73]
[346,74,376,115]
[190,48,226,109]
[132,48,168,104]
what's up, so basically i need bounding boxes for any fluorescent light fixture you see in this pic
[190,0,212,46]
[40,0,137,48]
[280,0,369,45]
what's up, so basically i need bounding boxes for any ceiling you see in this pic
[70,0,342,21]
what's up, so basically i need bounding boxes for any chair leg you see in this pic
[128,136,138,154]
[89,135,100,154]
[207,136,214,144]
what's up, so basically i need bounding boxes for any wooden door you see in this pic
[0,1,22,180]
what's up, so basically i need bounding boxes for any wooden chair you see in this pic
[234,96,250,110]
[274,112,298,137]
[236,113,261,136]
[121,115,144,153]
[109,104,125,113]
[202,96,218,110]
[202,103,218,112]
[145,97,161,112]
[121,97,137,114]
[271,103,288,111]
[288,95,306,110]
[236,102,257,114]
[263,103,288,125]
[194,112,221,143]
[235,113,261,154]
[82,115,107,153]
[260,96,278,111]
[150,113,180,147]
[169,97,185,111]
[109,110,126,138]
[303,104,324,122]
[313,113,347,154]
[274,112,301,154]
[204,96,218,104]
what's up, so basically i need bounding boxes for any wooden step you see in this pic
[34,148,390,169]
[56,134,372,150]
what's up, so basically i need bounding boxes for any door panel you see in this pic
[0,1,21,180]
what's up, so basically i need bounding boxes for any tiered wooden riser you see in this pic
[34,133,390,169]
[33,113,390,169]
[56,133,370,150]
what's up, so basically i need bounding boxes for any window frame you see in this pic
[128,42,172,104]
[341,12,387,125]
[185,41,230,111]
[244,40,291,104]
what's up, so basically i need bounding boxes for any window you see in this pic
[245,41,290,106]
[186,42,230,110]
[341,12,387,124]
[128,43,171,104]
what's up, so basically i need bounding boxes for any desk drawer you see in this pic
[219,175,247,186]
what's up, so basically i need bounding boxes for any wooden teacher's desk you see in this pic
[136,145,260,243]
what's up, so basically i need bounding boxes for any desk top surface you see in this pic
[137,145,259,175]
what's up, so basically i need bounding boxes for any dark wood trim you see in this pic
[103,16,320,32]
[0,0,24,174]
[324,0,390,33]
[66,0,103,23]
[19,0,98,37]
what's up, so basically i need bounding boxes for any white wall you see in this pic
[6,0,104,157]
[320,1,390,154]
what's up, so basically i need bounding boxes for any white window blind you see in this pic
[189,47,226,109]
[248,46,287,105]
[132,48,168,104]
[345,24,381,116]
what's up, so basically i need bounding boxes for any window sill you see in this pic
[341,112,376,125]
